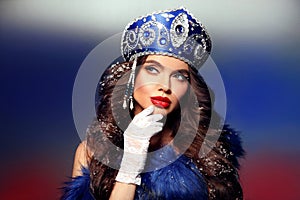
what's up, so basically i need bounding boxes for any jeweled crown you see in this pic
[121,7,212,69]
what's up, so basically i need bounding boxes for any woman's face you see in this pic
[133,55,190,115]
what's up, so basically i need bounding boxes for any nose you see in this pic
[158,78,171,94]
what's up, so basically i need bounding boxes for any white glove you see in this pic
[115,105,163,185]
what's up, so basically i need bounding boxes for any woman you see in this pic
[62,7,245,200]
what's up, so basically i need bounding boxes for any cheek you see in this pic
[134,70,155,89]
[172,83,189,101]
[134,72,153,95]
[133,84,154,104]
[134,70,158,97]
[134,85,151,96]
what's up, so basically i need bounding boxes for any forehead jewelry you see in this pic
[123,57,137,110]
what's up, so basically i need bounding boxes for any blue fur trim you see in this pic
[135,146,208,200]
[60,167,94,200]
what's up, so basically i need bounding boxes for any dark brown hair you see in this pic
[86,56,244,199]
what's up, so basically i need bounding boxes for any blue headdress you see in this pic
[121,7,212,109]
[121,7,212,69]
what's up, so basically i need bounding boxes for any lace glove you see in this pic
[115,105,163,185]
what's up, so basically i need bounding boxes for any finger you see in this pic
[150,122,163,127]
[144,127,163,137]
[145,114,163,122]
[136,105,154,118]
[129,126,162,139]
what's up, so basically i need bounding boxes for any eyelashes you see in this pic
[144,65,189,82]
[172,72,190,81]
[145,66,159,74]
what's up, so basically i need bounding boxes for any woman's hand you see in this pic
[115,105,163,185]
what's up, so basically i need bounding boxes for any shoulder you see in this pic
[72,141,90,177]
[75,141,87,158]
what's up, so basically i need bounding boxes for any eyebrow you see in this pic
[143,60,190,75]
[176,69,190,76]
[143,60,164,69]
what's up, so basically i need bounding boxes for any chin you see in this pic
[153,106,169,116]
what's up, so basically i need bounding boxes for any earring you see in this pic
[123,57,137,110]
[194,97,199,107]
[195,98,204,111]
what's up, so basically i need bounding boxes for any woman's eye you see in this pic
[145,66,159,74]
[173,73,189,81]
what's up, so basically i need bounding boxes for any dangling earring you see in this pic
[123,57,137,110]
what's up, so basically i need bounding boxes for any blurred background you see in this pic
[1,0,300,199]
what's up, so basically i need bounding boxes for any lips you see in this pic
[150,96,171,108]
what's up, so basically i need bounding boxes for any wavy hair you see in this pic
[86,56,245,200]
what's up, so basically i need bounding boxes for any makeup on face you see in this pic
[150,96,171,108]
[133,55,189,115]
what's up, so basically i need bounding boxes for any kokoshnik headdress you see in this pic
[121,7,212,109]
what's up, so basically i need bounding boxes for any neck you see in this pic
[148,109,180,151]
[148,126,174,152]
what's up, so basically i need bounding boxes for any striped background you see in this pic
[1,1,299,199]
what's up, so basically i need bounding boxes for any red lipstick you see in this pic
[150,96,171,108]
